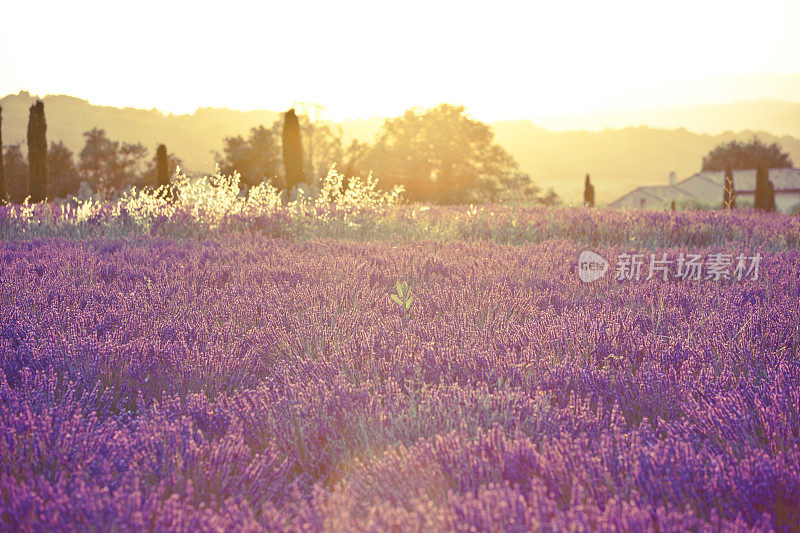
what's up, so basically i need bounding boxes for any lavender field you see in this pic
[2,189,800,531]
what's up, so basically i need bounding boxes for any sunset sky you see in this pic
[2,0,799,121]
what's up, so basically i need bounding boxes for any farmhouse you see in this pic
[609,168,800,213]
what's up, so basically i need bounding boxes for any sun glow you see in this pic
[1,0,799,120]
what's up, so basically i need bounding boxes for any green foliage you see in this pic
[27,100,48,203]
[297,115,344,181]
[390,281,413,316]
[217,125,281,189]
[702,137,792,171]
[78,128,148,197]
[341,139,370,179]
[3,145,28,203]
[48,141,80,199]
[316,165,404,209]
[365,104,550,205]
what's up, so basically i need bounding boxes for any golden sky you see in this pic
[2,0,799,121]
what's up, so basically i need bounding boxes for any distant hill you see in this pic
[491,123,800,203]
[2,91,799,204]
[0,91,280,173]
[531,100,800,138]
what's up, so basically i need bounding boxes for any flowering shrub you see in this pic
[315,164,405,209]
[3,187,800,250]
[0,165,404,239]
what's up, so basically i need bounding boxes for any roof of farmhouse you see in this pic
[609,168,800,207]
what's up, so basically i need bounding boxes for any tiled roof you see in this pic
[680,168,800,192]
[610,168,800,207]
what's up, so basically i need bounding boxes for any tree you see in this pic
[48,141,81,199]
[341,139,370,178]
[365,104,544,204]
[483,170,541,204]
[286,103,344,181]
[4,145,28,203]
[282,109,304,191]
[723,164,735,209]
[145,144,181,201]
[27,100,48,202]
[583,174,595,207]
[78,128,148,196]
[217,125,281,189]
[0,105,5,204]
[765,178,776,212]
[702,137,792,171]
[299,118,342,180]
[539,188,560,207]
[79,128,117,192]
[155,144,170,189]
[270,112,347,184]
[117,141,149,189]
[754,162,769,210]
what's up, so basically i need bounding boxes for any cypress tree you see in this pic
[723,164,735,209]
[156,144,170,187]
[765,178,776,212]
[583,173,595,207]
[27,100,48,203]
[754,162,767,210]
[155,144,172,201]
[0,105,6,204]
[282,108,304,191]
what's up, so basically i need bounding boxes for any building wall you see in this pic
[611,191,667,210]
[776,192,800,213]
[610,169,800,212]
[722,191,799,212]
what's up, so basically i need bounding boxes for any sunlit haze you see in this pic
[2,0,800,120]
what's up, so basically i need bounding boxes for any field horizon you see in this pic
[3,90,800,204]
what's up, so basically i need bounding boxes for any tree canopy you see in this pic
[365,104,541,204]
[78,128,148,196]
[217,114,348,191]
[217,126,281,189]
[702,137,792,171]
[3,145,28,203]
[48,141,80,199]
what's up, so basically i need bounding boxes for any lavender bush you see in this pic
[1,200,799,530]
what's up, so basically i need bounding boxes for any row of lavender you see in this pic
[3,197,800,250]
[2,233,798,530]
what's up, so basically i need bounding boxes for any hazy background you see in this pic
[2,0,799,202]
[2,88,800,203]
